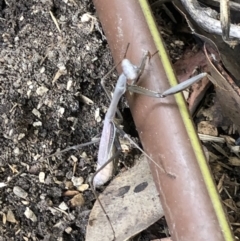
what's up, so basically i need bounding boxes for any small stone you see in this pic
[58,107,65,115]
[65,227,72,234]
[2,212,6,224]
[77,184,89,192]
[33,153,40,161]
[63,190,79,196]
[95,108,101,122]
[0,183,7,188]
[57,62,66,71]
[67,117,77,122]
[79,94,94,105]
[81,13,91,23]
[27,90,31,98]
[70,155,78,163]
[65,181,73,189]
[59,202,68,211]
[13,186,28,199]
[36,86,49,96]
[69,193,85,207]
[174,40,184,46]
[39,172,45,183]
[67,80,73,91]
[40,67,45,73]
[91,57,98,62]
[80,152,87,159]
[6,210,17,223]
[21,200,29,205]
[18,133,25,140]
[24,207,37,222]
[32,108,41,118]
[40,194,47,200]
[13,147,20,156]
[71,176,84,187]
[33,121,42,127]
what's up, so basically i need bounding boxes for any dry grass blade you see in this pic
[198,133,225,143]
[220,0,230,40]
[212,143,229,157]
[49,11,61,33]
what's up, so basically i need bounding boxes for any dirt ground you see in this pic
[0,1,115,240]
[0,1,239,241]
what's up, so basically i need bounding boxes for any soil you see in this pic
[0,1,239,241]
[0,1,115,240]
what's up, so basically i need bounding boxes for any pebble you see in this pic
[71,176,84,187]
[69,193,85,207]
[24,207,37,222]
[13,186,28,199]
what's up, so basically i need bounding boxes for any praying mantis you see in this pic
[45,50,208,239]
[92,52,207,187]
[88,51,207,238]
[45,50,208,188]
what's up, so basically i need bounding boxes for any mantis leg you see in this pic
[116,126,176,178]
[127,72,208,98]
[44,138,100,159]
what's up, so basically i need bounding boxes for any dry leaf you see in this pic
[197,121,218,136]
[86,155,164,241]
